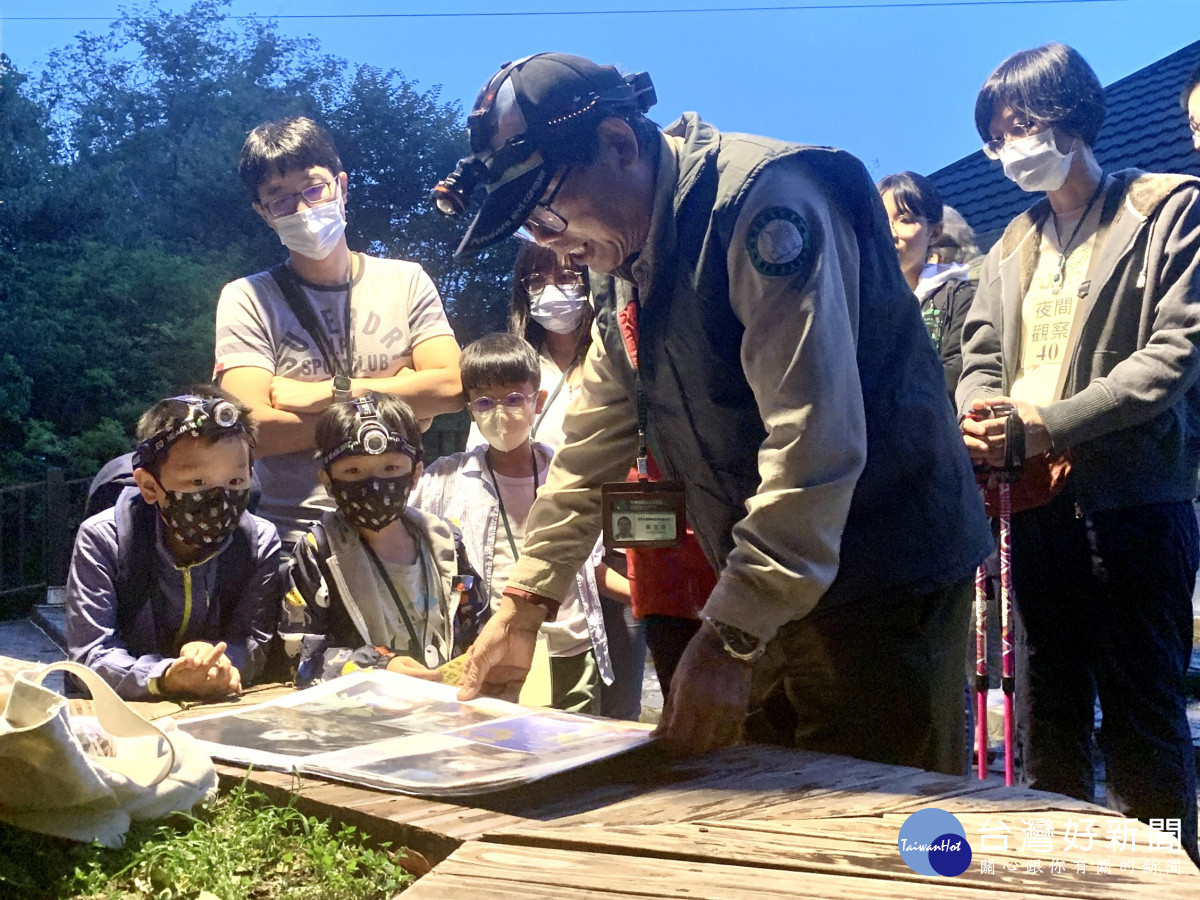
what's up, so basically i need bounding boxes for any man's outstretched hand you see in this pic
[654,621,753,757]
[456,594,547,703]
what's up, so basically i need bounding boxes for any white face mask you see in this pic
[474,404,534,453]
[530,284,588,335]
[273,195,347,260]
[1000,129,1075,193]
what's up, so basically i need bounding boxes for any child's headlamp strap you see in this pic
[318,396,418,469]
[133,395,250,471]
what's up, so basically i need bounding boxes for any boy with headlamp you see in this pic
[66,387,281,701]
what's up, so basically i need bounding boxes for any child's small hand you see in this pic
[385,655,442,681]
[162,642,243,699]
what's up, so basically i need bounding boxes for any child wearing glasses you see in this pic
[410,333,614,714]
[66,386,281,701]
[280,392,488,687]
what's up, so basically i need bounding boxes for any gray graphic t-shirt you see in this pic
[214,254,455,544]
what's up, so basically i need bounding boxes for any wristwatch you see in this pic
[332,374,352,404]
[705,616,766,664]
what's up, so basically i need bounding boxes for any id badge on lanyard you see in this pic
[601,295,686,550]
[601,479,686,549]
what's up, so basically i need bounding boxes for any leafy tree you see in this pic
[0,54,56,249]
[0,240,242,483]
[329,64,516,339]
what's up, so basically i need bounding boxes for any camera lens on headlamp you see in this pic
[358,423,391,455]
[431,157,485,218]
[210,400,239,429]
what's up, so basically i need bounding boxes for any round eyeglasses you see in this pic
[261,180,337,218]
[520,269,586,297]
[468,392,536,415]
[982,120,1040,160]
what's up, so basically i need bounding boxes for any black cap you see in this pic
[455,52,651,257]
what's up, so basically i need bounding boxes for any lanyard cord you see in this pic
[531,360,577,441]
[343,252,357,378]
[1050,179,1105,291]
[360,535,426,656]
[484,446,540,560]
[281,251,357,381]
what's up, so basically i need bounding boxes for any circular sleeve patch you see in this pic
[745,206,813,279]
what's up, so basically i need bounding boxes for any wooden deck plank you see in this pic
[710,777,1113,825]
[690,811,1132,848]
[481,822,1197,899]
[482,825,1195,900]
[404,841,1119,899]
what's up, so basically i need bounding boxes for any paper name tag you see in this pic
[439,653,469,686]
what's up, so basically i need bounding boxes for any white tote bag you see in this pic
[0,661,218,847]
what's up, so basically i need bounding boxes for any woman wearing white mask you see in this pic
[958,43,1200,866]
[506,241,595,448]
[214,117,463,550]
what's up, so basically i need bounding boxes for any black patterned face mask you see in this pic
[158,486,251,551]
[328,474,412,531]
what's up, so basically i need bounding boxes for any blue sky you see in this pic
[0,0,1194,179]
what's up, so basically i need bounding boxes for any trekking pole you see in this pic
[998,411,1024,787]
[967,401,1023,785]
[998,479,1015,785]
[973,549,989,780]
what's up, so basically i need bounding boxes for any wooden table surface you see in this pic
[116,687,1200,899]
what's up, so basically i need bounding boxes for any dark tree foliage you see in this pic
[0,54,56,250]
[0,0,513,486]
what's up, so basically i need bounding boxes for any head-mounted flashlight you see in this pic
[319,396,418,469]
[133,395,249,471]
[431,55,656,229]
[431,157,489,219]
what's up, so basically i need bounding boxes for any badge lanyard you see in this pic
[360,536,428,657]
[484,446,540,561]
[341,253,356,380]
[1049,180,1104,295]
[530,360,577,441]
[599,295,687,549]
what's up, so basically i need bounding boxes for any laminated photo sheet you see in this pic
[178,670,654,795]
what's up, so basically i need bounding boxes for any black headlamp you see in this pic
[430,56,656,223]
[319,397,418,469]
[133,395,249,472]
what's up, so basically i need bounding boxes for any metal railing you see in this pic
[0,469,92,619]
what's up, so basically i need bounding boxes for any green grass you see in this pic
[0,780,414,900]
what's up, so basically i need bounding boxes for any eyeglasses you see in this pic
[520,268,586,297]
[522,167,572,236]
[261,180,337,218]
[468,392,536,415]
[982,120,1041,160]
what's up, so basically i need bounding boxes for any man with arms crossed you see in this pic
[216,117,463,549]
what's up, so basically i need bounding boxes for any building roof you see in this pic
[930,40,1200,247]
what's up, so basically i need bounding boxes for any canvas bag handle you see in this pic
[8,661,175,787]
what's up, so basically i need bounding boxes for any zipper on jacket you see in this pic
[173,565,194,648]
[1135,218,1153,289]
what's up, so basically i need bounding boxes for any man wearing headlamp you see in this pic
[438,52,992,770]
